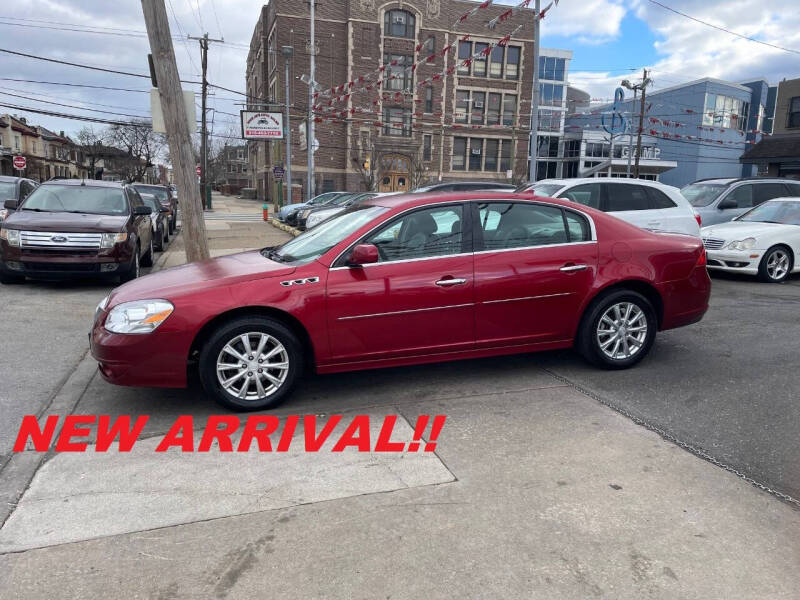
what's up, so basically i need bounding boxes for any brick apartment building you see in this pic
[246,0,536,202]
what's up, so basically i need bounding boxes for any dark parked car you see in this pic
[0,180,154,284]
[139,192,170,251]
[278,191,344,223]
[91,191,710,411]
[133,184,177,234]
[295,192,370,230]
[412,181,516,193]
[0,176,38,223]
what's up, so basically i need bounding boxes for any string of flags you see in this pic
[566,123,767,146]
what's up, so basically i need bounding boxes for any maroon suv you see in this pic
[0,180,154,284]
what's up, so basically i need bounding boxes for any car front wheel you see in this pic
[119,247,140,283]
[758,246,792,283]
[198,317,303,411]
[577,290,657,369]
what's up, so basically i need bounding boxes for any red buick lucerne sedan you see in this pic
[91,192,710,410]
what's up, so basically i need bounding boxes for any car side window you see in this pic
[364,205,463,262]
[645,187,677,209]
[786,183,800,197]
[560,183,602,209]
[20,180,35,200]
[755,183,790,205]
[479,202,569,250]
[727,185,753,209]
[564,210,592,242]
[128,190,144,211]
[605,184,651,212]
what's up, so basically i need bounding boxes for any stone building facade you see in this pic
[246,0,536,202]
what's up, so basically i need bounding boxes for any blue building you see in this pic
[562,77,770,188]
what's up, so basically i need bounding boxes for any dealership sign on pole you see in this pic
[240,111,284,139]
[12,155,26,170]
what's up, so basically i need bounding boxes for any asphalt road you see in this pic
[1,268,798,503]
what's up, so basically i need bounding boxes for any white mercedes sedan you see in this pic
[701,198,800,283]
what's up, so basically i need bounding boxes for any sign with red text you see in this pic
[241,111,284,139]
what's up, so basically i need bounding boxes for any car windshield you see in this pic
[133,185,169,202]
[311,192,340,205]
[266,205,387,265]
[529,183,564,197]
[139,194,161,213]
[330,193,356,206]
[681,183,727,207]
[21,184,128,215]
[737,200,800,225]
[0,182,16,200]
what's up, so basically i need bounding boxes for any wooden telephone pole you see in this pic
[633,68,651,180]
[141,0,210,262]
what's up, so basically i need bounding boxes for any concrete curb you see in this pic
[269,218,301,237]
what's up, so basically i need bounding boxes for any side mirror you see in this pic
[159,206,170,213]
[134,205,152,215]
[718,198,737,210]
[348,243,379,266]
[4,200,18,210]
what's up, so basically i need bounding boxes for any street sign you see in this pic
[273,166,285,180]
[12,155,26,170]
[240,111,284,140]
[196,165,202,176]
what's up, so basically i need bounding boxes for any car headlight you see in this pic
[0,208,8,221]
[727,237,756,250]
[104,299,174,334]
[0,228,20,247]
[100,232,128,248]
[95,295,110,321]
[300,209,312,218]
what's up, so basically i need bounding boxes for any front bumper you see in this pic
[90,313,188,388]
[0,242,134,279]
[706,249,762,275]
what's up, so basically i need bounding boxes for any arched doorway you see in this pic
[378,154,410,193]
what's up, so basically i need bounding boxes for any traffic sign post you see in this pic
[272,166,285,180]
[13,155,26,171]
[273,166,285,207]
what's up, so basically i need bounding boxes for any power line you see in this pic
[646,0,800,56]
[0,90,150,119]
[0,77,150,93]
[0,102,150,127]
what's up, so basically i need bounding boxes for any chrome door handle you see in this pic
[435,278,467,286]
[560,264,588,272]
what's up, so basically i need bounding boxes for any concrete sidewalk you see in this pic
[1,195,798,598]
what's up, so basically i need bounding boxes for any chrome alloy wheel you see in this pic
[215,332,289,402]
[596,302,648,361]
[766,249,790,280]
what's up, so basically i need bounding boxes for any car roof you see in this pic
[531,178,680,192]
[363,190,579,212]
[0,175,23,183]
[40,178,124,188]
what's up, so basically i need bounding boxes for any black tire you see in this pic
[119,247,140,283]
[577,289,657,370]
[163,225,170,244]
[141,235,154,267]
[757,245,792,283]
[0,271,25,284]
[170,214,177,234]
[154,225,164,252]
[198,317,303,411]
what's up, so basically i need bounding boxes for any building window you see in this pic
[384,10,415,39]
[537,135,559,158]
[540,83,564,107]
[502,94,516,126]
[425,86,433,113]
[506,46,520,80]
[585,142,610,158]
[703,93,749,130]
[537,110,561,132]
[489,45,504,78]
[382,107,411,136]
[487,93,502,125]
[423,135,432,161]
[469,138,483,171]
[455,90,470,123]
[425,35,436,62]
[500,140,512,172]
[384,54,413,92]
[539,56,565,81]
[564,139,581,158]
[457,41,472,75]
[563,160,578,178]
[789,97,800,128]
[453,137,467,170]
[471,92,485,124]
[473,43,488,77]
[485,139,499,171]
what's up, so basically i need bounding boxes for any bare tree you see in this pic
[349,132,384,192]
[408,150,430,191]
[76,126,107,179]
[107,120,167,183]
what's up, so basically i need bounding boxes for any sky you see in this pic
[0,0,798,141]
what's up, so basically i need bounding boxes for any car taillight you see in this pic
[697,247,707,267]
[694,212,702,227]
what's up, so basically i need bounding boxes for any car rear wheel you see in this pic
[141,236,154,267]
[154,225,164,251]
[577,290,657,369]
[758,246,792,283]
[198,317,303,411]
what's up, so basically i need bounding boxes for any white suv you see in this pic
[518,178,701,236]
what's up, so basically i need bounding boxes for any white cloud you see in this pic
[541,0,627,41]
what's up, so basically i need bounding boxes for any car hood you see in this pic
[701,221,793,241]
[109,250,296,304]
[4,211,129,232]
[279,202,307,214]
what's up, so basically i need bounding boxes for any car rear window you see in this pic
[644,187,677,209]
[133,185,169,202]
[605,184,651,212]
[21,185,128,215]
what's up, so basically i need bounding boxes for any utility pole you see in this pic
[625,87,637,177]
[282,46,294,204]
[633,68,650,180]
[189,33,223,209]
[527,0,541,183]
[307,0,316,201]
[141,0,209,262]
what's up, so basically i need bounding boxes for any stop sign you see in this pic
[13,155,26,170]
[196,165,201,176]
